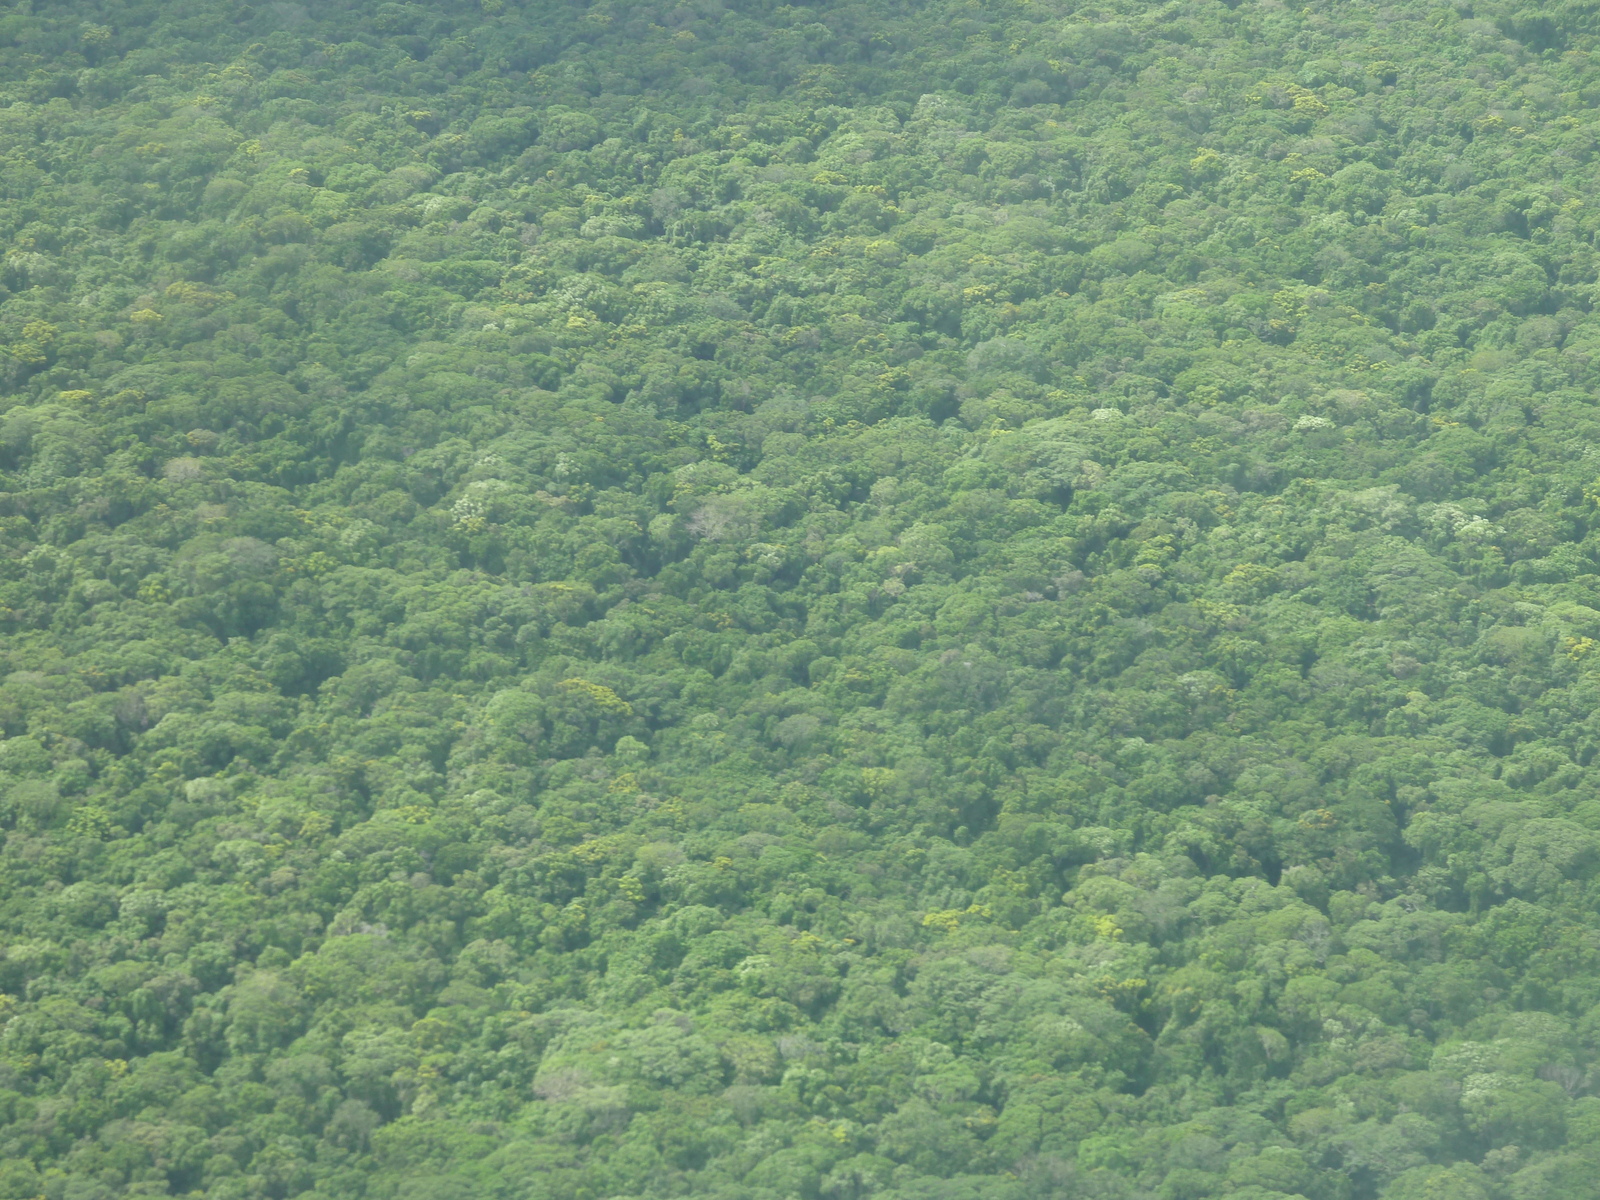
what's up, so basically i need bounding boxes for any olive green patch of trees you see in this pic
[5,0,1600,1198]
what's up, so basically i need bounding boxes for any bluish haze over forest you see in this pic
[2,0,1600,1197]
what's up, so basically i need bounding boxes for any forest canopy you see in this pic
[3,0,1600,1198]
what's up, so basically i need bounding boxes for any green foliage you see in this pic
[3,0,1600,1197]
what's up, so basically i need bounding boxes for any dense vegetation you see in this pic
[9,0,1600,1196]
